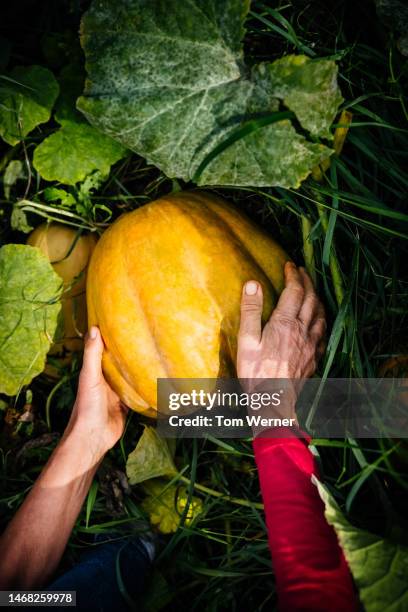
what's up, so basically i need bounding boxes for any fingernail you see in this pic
[89,326,98,340]
[245,281,258,295]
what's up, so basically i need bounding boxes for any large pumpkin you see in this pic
[87,191,289,416]
[27,223,97,355]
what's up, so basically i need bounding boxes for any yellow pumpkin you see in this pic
[87,191,289,416]
[27,222,97,355]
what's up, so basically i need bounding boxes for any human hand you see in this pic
[64,326,127,460]
[237,262,326,407]
[0,326,127,590]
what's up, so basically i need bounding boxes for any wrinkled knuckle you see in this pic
[303,341,315,360]
[306,340,317,358]
[241,301,261,314]
[274,313,298,329]
[299,320,309,336]
[292,283,305,299]
[238,331,259,347]
[304,341,316,362]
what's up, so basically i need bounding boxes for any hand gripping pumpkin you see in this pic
[87,191,289,416]
[27,222,97,356]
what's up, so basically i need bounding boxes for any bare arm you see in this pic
[0,327,127,589]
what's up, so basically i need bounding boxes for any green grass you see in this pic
[1,0,408,610]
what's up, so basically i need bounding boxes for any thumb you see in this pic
[238,281,263,348]
[81,326,104,384]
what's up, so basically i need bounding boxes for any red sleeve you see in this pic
[253,427,358,611]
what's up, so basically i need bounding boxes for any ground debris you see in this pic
[98,462,131,516]
[16,432,60,462]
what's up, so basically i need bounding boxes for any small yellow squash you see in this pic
[27,222,97,356]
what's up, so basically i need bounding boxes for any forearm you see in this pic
[253,427,358,611]
[0,431,103,589]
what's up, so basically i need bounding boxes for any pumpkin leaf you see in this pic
[3,160,25,199]
[10,204,34,234]
[32,119,127,185]
[77,0,342,189]
[314,477,408,611]
[32,62,128,186]
[126,426,177,486]
[44,186,77,209]
[142,479,203,534]
[0,65,59,145]
[0,245,62,396]
[255,56,342,140]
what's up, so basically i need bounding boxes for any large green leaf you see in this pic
[33,120,127,185]
[314,477,408,611]
[0,245,62,396]
[0,65,59,145]
[32,62,128,185]
[126,426,177,486]
[77,0,343,189]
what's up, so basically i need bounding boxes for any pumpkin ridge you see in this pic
[103,345,151,412]
[161,196,228,374]
[170,193,273,369]
[88,227,154,404]
[199,194,279,300]
[166,195,224,306]
[139,197,221,377]
[122,219,172,383]
[177,191,276,301]
[201,194,288,293]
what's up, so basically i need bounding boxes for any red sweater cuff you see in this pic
[253,424,311,443]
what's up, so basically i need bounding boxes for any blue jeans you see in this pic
[47,535,154,611]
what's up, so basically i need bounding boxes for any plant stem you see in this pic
[301,215,317,285]
[45,375,68,431]
[315,193,345,307]
[16,199,99,230]
[310,110,352,306]
[178,475,264,511]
